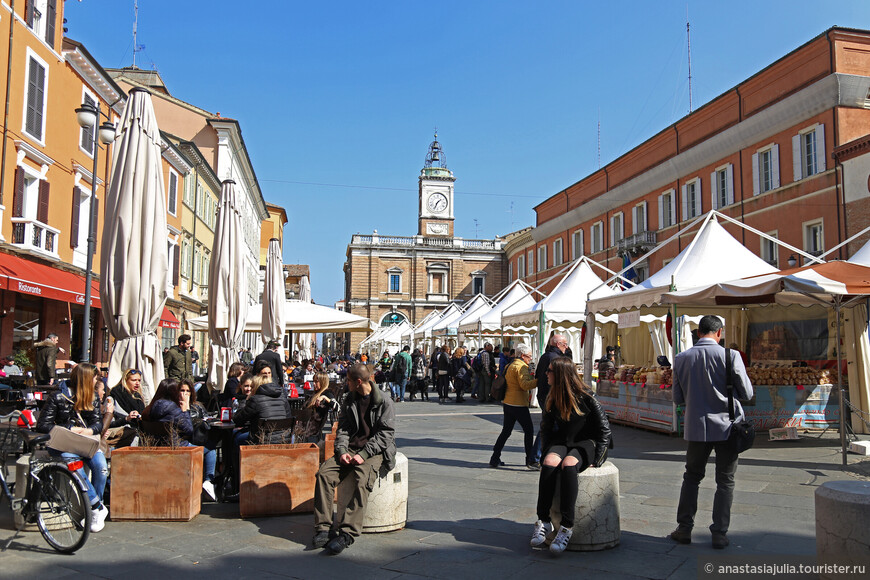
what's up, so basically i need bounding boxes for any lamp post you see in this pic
[75,101,116,363]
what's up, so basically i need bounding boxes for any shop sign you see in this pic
[618,311,640,328]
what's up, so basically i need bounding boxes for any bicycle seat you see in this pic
[21,430,50,445]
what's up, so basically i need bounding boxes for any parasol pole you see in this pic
[835,295,847,466]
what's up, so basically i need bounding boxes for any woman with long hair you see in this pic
[409,348,428,401]
[144,378,218,501]
[220,362,248,407]
[232,373,292,444]
[301,371,337,442]
[36,362,109,532]
[530,357,611,554]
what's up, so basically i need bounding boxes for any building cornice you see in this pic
[62,39,126,115]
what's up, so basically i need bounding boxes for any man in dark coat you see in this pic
[254,341,285,388]
[34,333,63,385]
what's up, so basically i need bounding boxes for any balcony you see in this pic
[617,230,657,253]
[351,234,502,251]
[10,218,59,258]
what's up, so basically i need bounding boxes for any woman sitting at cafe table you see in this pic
[143,378,218,502]
[232,374,293,444]
[106,368,146,444]
[36,362,110,533]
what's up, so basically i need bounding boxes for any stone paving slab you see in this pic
[1,399,868,579]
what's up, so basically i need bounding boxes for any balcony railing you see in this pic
[10,218,59,258]
[617,230,657,253]
[351,234,502,251]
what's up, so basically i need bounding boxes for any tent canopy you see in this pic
[413,303,460,339]
[433,295,492,335]
[463,280,537,333]
[587,216,779,313]
[188,300,374,333]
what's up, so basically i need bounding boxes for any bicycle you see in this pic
[0,411,92,553]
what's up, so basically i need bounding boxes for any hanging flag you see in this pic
[621,253,637,289]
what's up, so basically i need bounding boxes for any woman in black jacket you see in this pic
[36,362,109,532]
[530,357,611,554]
[449,347,472,403]
[233,375,293,444]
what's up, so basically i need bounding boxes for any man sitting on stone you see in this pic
[312,363,396,554]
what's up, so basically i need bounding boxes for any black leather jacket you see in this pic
[37,391,102,435]
[540,393,611,467]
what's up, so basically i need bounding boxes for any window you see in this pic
[167,170,178,216]
[527,250,534,275]
[25,1,57,48]
[752,144,780,195]
[633,202,647,234]
[553,238,563,267]
[804,220,824,258]
[23,52,48,143]
[658,189,676,228]
[473,276,485,295]
[591,221,604,253]
[79,91,96,155]
[681,178,702,220]
[429,272,446,293]
[792,125,826,181]
[387,268,403,293]
[161,327,177,352]
[711,164,734,209]
[10,165,56,255]
[538,246,548,271]
[517,255,525,278]
[183,175,195,207]
[609,212,623,247]
[193,245,201,284]
[572,229,584,260]
[508,262,513,281]
[760,232,778,267]
[181,237,192,278]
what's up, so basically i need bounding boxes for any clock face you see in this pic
[427,193,448,213]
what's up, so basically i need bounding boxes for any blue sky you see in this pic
[65,1,870,306]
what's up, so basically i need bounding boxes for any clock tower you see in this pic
[418,133,455,237]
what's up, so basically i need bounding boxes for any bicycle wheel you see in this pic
[35,465,91,553]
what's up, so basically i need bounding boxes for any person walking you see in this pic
[34,333,64,385]
[489,343,539,469]
[409,348,428,401]
[254,341,285,390]
[669,315,753,550]
[164,334,193,382]
[449,347,472,403]
[390,345,412,402]
[190,347,200,376]
[477,342,496,403]
[435,345,451,402]
[530,357,611,553]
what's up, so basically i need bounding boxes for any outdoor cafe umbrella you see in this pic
[261,238,284,346]
[99,87,168,402]
[297,275,312,359]
[206,179,248,393]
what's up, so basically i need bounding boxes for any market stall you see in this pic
[431,294,492,349]
[457,280,539,353]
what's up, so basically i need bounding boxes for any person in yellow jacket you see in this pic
[489,343,540,469]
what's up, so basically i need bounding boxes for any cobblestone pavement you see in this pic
[2,400,869,579]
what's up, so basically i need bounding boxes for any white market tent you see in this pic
[458,280,539,353]
[188,300,375,333]
[431,294,493,339]
[400,310,441,347]
[413,303,460,341]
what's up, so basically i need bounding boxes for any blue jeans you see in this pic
[183,441,216,482]
[392,378,408,401]
[50,450,107,506]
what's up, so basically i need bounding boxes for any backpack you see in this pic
[391,353,408,382]
[472,352,484,372]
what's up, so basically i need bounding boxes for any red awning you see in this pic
[159,307,181,329]
[0,252,100,308]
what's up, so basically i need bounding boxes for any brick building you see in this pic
[343,135,508,353]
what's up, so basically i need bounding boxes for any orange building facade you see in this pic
[509,28,870,297]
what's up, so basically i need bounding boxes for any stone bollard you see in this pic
[13,454,36,530]
[815,480,870,578]
[336,451,408,533]
[549,461,621,551]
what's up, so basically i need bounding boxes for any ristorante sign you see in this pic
[9,276,100,308]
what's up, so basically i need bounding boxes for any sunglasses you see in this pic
[180,389,191,393]
[126,370,142,377]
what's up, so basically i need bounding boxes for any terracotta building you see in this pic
[508,27,870,296]
[343,135,508,353]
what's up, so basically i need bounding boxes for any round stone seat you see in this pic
[815,480,870,578]
[549,460,620,551]
[336,451,408,533]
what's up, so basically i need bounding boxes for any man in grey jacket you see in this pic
[312,363,396,555]
[670,315,753,549]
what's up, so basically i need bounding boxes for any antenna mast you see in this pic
[597,107,601,169]
[133,0,139,68]
[687,7,693,113]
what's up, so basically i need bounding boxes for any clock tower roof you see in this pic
[421,132,454,181]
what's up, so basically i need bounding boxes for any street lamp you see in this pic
[75,100,116,362]
[787,254,798,268]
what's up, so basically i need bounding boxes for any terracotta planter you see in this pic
[110,446,203,521]
[240,443,319,517]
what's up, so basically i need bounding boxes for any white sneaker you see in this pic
[202,480,216,502]
[530,519,553,548]
[90,504,109,533]
[549,525,573,553]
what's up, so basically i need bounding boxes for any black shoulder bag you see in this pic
[726,348,755,453]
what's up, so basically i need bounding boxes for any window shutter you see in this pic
[751,153,760,196]
[25,0,34,27]
[792,134,802,182]
[26,59,45,140]
[710,171,718,210]
[695,180,702,216]
[45,0,57,48]
[681,184,688,221]
[670,193,676,225]
[815,124,826,172]
[726,164,734,205]
[92,197,99,255]
[12,167,24,217]
[70,188,80,248]
[771,144,780,189]
[641,201,647,232]
[37,180,49,223]
[173,245,180,286]
[658,195,664,229]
